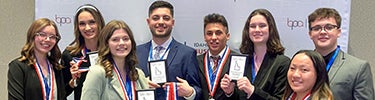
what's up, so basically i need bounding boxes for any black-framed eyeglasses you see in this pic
[310,24,339,33]
[36,32,60,41]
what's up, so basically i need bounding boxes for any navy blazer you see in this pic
[136,39,202,100]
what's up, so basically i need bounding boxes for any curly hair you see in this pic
[239,9,284,56]
[66,4,105,55]
[97,20,139,81]
[18,18,63,70]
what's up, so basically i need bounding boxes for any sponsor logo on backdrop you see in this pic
[55,14,72,26]
[193,42,208,55]
[286,18,308,30]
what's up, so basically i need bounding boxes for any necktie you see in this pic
[154,46,164,60]
[211,56,220,73]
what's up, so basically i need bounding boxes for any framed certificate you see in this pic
[228,54,248,80]
[136,89,155,100]
[148,60,168,85]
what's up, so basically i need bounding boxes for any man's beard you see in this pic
[151,29,172,38]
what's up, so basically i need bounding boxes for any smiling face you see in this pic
[147,8,174,38]
[109,29,132,60]
[34,25,58,56]
[78,11,98,41]
[288,53,317,96]
[204,23,229,55]
[248,14,269,45]
[309,17,341,52]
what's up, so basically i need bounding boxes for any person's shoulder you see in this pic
[88,64,106,73]
[8,57,31,70]
[173,40,195,51]
[229,49,240,55]
[137,41,151,48]
[9,57,27,66]
[276,54,291,61]
[343,52,367,63]
[62,49,71,54]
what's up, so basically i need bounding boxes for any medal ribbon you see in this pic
[72,48,89,66]
[113,62,136,100]
[204,46,230,97]
[34,58,55,100]
[166,82,178,100]
[289,92,311,100]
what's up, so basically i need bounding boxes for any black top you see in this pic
[228,52,290,100]
[8,58,66,100]
[61,49,93,100]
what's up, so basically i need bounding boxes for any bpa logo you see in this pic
[55,14,72,26]
[286,18,307,30]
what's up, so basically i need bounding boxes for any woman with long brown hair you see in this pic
[81,20,148,100]
[8,18,66,100]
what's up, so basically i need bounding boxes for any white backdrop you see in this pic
[36,0,351,57]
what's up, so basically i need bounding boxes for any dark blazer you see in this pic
[228,53,290,100]
[328,50,374,100]
[136,39,202,100]
[61,49,92,100]
[197,49,239,100]
[8,58,66,100]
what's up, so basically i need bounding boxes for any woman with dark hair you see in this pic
[221,9,290,100]
[8,18,66,100]
[81,20,148,100]
[283,50,333,100]
[60,4,105,99]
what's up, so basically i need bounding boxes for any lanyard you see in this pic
[251,57,256,83]
[34,57,54,100]
[203,46,230,97]
[148,42,172,61]
[113,62,136,100]
[326,46,340,71]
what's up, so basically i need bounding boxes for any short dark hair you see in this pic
[308,8,342,30]
[203,13,229,33]
[148,1,174,17]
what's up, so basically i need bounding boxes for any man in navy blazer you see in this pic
[136,1,201,100]
[308,8,374,100]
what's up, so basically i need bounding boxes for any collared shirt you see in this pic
[151,37,172,60]
[208,46,227,69]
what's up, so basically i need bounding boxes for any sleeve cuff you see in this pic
[184,88,196,100]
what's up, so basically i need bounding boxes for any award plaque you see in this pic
[136,89,155,100]
[228,55,248,80]
[88,51,98,66]
[148,60,168,85]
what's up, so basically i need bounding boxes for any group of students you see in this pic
[7,0,374,100]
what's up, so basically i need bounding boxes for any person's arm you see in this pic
[249,56,289,100]
[354,62,374,100]
[80,65,105,100]
[8,60,25,100]
[183,50,202,100]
